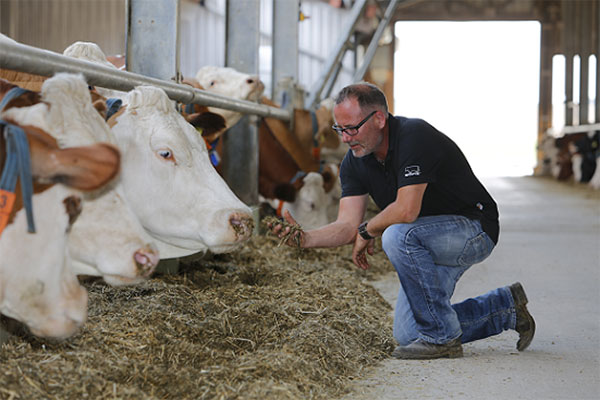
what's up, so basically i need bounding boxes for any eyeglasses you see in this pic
[332,110,377,136]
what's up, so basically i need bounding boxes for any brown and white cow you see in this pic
[2,74,161,286]
[255,114,340,228]
[0,98,120,338]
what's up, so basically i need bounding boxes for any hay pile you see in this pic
[0,235,395,400]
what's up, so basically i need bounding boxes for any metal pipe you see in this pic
[353,0,400,82]
[0,40,290,121]
[561,123,600,135]
[306,0,368,109]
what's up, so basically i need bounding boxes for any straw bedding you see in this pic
[0,230,395,399]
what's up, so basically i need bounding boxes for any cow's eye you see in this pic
[209,81,216,87]
[156,149,176,163]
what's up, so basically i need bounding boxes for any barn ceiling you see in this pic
[386,0,562,23]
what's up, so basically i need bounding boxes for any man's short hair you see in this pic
[334,82,388,113]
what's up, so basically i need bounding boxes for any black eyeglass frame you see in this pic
[331,110,377,137]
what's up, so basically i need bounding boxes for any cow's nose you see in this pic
[134,244,160,277]
[229,212,254,241]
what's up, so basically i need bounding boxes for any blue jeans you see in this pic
[381,215,516,345]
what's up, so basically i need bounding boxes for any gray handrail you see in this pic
[0,40,290,121]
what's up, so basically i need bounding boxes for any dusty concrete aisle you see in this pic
[343,176,600,400]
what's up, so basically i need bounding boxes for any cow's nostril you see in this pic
[229,213,254,240]
[134,245,160,275]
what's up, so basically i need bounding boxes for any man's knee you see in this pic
[381,224,410,255]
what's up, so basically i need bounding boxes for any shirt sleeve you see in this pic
[340,152,368,197]
[395,119,444,188]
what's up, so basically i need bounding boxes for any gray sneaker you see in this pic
[391,337,463,360]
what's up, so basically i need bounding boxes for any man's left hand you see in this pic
[352,234,374,270]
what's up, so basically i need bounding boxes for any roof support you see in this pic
[305,0,368,109]
[272,0,299,104]
[352,0,400,82]
[126,0,180,82]
[223,0,261,206]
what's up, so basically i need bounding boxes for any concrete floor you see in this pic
[343,176,600,400]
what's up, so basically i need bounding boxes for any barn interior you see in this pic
[0,1,598,399]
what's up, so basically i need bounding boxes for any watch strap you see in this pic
[358,221,374,240]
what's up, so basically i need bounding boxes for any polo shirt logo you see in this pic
[404,165,421,177]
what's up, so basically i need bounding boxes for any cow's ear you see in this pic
[321,170,335,193]
[187,111,226,137]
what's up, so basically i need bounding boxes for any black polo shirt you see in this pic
[340,114,499,244]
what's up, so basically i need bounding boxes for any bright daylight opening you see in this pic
[394,21,541,177]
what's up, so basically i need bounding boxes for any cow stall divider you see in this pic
[0,39,292,273]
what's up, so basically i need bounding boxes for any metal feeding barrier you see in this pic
[0,40,290,122]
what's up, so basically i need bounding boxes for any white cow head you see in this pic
[0,188,88,339]
[3,73,161,286]
[63,41,122,99]
[280,172,331,230]
[62,43,255,257]
[108,85,254,257]
[0,118,120,338]
[195,65,265,129]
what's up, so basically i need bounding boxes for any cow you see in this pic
[252,111,340,228]
[194,65,265,131]
[2,74,162,286]
[570,131,599,184]
[261,172,331,230]
[289,97,340,161]
[62,42,255,258]
[589,155,600,189]
[0,91,120,338]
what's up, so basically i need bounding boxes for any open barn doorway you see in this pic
[394,21,541,177]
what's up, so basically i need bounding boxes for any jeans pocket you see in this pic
[457,232,494,266]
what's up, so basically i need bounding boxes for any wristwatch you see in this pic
[358,221,374,240]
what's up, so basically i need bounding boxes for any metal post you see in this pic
[563,0,575,126]
[579,0,590,125]
[535,21,556,175]
[272,0,299,104]
[126,0,180,82]
[223,0,261,207]
[352,0,400,82]
[596,0,600,123]
[306,0,368,109]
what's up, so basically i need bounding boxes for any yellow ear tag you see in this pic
[0,189,16,238]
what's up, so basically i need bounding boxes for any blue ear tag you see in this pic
[209,150,220,167]
[105,98,123,120]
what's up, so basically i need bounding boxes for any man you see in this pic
[268,82,535,360]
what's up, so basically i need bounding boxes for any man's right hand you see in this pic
[265,210,305,248]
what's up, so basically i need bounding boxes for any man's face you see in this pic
[333,98,382,158]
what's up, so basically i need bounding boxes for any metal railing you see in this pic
[0,40,290,122]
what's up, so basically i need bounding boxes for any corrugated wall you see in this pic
[0,0,355,102]
[0,0,126,55]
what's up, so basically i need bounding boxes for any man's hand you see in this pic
[264,210,305,247]
[352,233,374,270]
